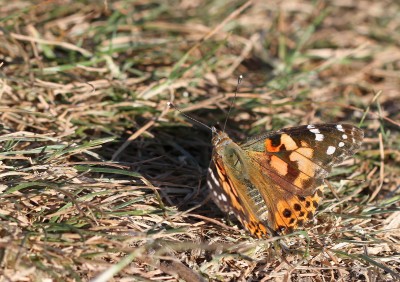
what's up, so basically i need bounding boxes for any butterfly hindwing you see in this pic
[267,183,324,234]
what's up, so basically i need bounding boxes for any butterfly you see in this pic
[207,123,363,238]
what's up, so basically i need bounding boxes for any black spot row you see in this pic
[283,209,292,218]
[293,203,302,211]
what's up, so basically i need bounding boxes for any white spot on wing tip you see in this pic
[327,146,336,155]
[310,128,320,134]
[342,134,348,139]
[339,142,345,147]
[336,124,345,132]
[307,124,315,129]
[315,133,324,141]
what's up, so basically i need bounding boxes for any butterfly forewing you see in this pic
[241,123,363,196]
[208,123,363,238]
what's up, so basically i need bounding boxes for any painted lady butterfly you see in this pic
[207,123,363,238]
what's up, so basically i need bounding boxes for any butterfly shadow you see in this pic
[108,122,234,229]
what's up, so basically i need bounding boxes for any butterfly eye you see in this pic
[224,147,243,171]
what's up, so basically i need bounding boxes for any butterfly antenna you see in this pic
[168,102,212,131]
[222,75,243,132]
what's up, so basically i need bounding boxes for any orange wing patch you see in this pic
[265,139,281,152]
[281,134,298,150]
[289,148,317,188]
[269,155,288,176]
[265,134,299,152]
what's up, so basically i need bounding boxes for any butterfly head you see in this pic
[211,126,232,148]
[211,127,246,174]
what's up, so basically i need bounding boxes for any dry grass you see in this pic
[0,0,399,281]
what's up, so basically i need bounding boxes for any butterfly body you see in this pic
[207,124,363,238]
